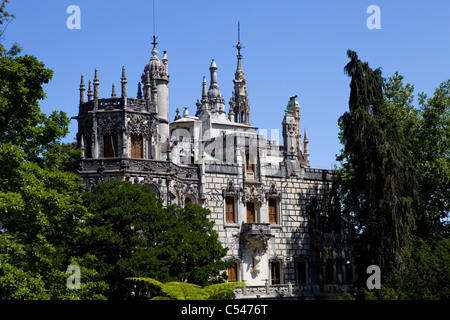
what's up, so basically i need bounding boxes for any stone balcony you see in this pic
[234,283,353,300]
[241,223,273,276]
[73,158,198,180]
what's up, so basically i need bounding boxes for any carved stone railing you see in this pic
[78,98,152,114]
[234,283,351,299]
[76,158,198,180]
[97,98,122,110]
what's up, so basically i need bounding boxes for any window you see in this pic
[268,198,278,224]
[297,261,307,284]
[227,262,239,282]
[271,261,281,285]
[131,133,144,159]
[246,202,256,223]
[245,152,255,172]
[103,133,118,158]
[325,259,334,284]
[84,135,92,158]
[225,196,236,223]
[185,197,192,204]
[345,260,354,284]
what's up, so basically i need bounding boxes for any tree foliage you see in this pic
[336,50,417,284]
[336,50,450,299]
[127,277,244,300]
[76,179,231,300]
[0,1,106,299]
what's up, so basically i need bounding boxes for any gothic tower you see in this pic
[228,22,251,125]
[143,38,170,159]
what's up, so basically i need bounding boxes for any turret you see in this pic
[207,59,226,119]
[229,22,251,125]
[143,45,170,158]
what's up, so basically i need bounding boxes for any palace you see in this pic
[72,29,353,299]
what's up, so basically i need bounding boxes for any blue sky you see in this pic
[4,0,450,169]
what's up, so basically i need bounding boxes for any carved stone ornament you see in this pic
[98,116,123,134]
[242,223,273,276]
[265,182,282,200]
[222,178,239,197]
[127,114,151,135]
[244,184,263,203]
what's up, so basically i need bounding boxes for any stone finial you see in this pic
[162,50,168,71]
[143,70,151,100]
[183,106,189,118]
[111,83,117,98]
[87,80,93,101]
[304,128,310,159]
[93,68,99,99]
[121,66,127,98]
[137,82,142,99]
[202,76,207,100]
[79,73,86,104]
[174,108,181,121]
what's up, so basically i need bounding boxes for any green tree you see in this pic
[0,1,107,299]
[414,82,450,241]
[76,179,231,300]
[391,238,450,299]
[335,50,417,287]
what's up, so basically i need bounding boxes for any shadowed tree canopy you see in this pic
[336,50,417,286]
[76,179,231,300]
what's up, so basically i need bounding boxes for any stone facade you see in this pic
[73,35,353,299]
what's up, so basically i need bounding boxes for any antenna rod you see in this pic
[152,0,158,48]
[238,21,240,43]
[236,21,242,58]
[153,0,156,38]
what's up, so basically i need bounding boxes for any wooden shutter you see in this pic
[225,196,235,223]
[131,134,143,159]
[246,202,255,223]
[228,263,238,282]
[268,198,278,224]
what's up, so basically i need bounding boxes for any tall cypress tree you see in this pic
[335,50,417,288]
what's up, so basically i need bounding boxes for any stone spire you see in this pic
[207,59,226,117]
[137,82,142,99]
[87,80,93,101]
[79,74,85,104]
[111,83,117,98]
[162,50,168,72]
[304,128,310,164]
[202,76,208,102]
[121,66,127,98]
[229,22,250,125]
[93,68,99,99]
[143,70,151,100]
